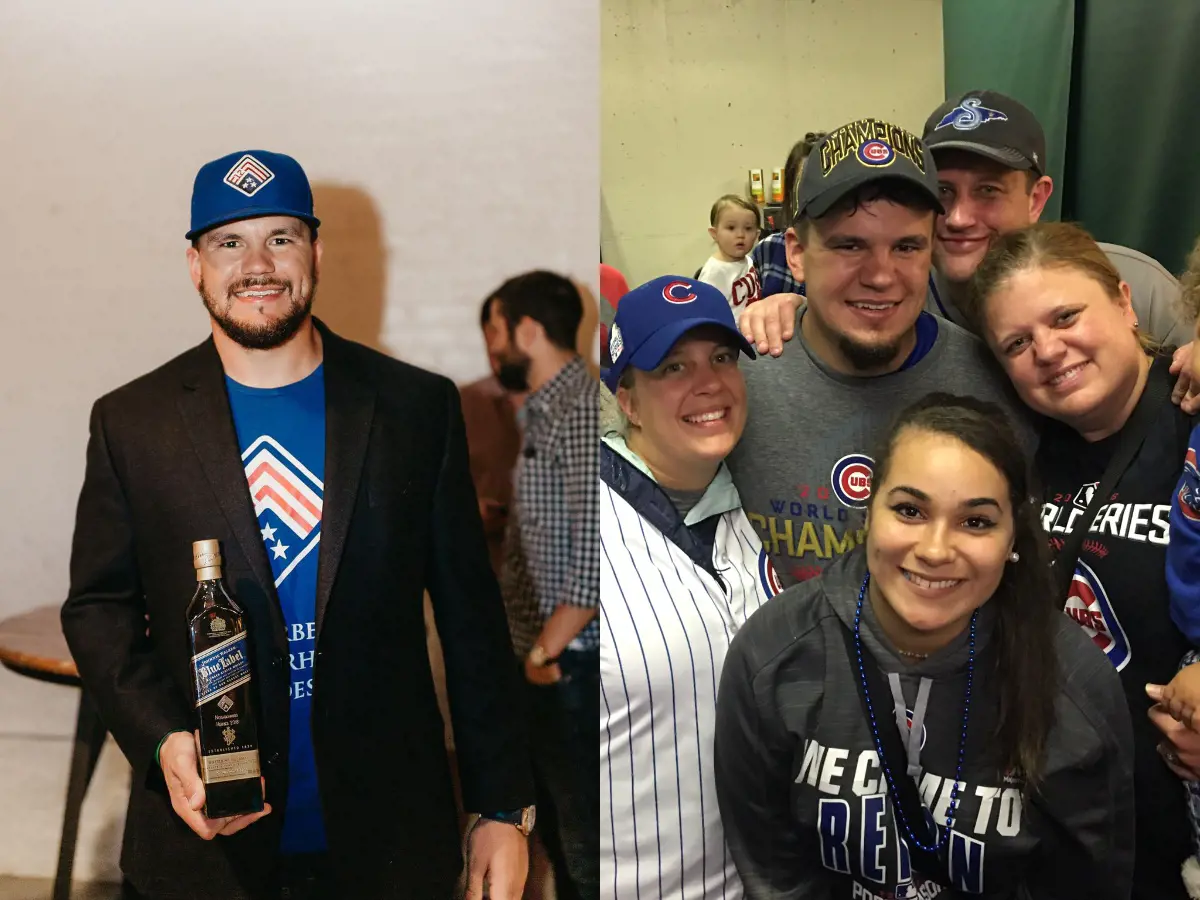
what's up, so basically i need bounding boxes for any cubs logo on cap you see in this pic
[223,154,276,197]
[1064,561,1131,671]
[795,118,943,221]
[935,96,1009,132]
[601,275,755,392]
[856,140,895,167]
[757,548,783,598]
[662,281,698,304]
[831,453,874,509]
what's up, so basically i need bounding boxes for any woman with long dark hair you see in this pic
[969,222,1198,898]
[714,394,1134,899]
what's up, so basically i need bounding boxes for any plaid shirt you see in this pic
[750,232,806,298]
[513,357,600,650]
[498,509,542,658]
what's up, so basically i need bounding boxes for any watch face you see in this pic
[522,806,536,834]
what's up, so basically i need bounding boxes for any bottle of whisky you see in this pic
[187,539,264,818]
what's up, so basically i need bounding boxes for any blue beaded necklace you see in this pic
[853,571,976,856]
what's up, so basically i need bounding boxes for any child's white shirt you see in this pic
[697,255,761,311]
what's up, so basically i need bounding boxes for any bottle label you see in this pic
[192,632,252,708]
[200,749,261,784]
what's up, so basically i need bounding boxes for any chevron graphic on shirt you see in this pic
[241,435,323,588]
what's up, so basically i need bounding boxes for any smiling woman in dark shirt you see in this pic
[715,393,1134,899]
[970,221,1198,899]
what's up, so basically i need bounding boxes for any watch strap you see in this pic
[476,806,535,835]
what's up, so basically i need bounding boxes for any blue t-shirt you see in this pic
[225,365,327,855]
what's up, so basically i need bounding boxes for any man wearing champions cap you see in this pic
[724,119,1029,588]
[744,91,1194,362]
[61,150,534,899]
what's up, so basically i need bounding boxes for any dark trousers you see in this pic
[526,648,600,900]
[121,853,337,900]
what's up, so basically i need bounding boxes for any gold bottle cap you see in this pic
[192,540,223,580]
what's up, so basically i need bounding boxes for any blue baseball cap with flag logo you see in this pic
[602,275,756,392]
[186,150,321,240]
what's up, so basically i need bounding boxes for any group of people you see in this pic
[50,89,1200,900]
[600,90,1200,899]
[60,149,601,900]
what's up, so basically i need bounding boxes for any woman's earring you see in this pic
[1009,551,1020,563]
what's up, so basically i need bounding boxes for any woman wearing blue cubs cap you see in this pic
[599,275,778,899]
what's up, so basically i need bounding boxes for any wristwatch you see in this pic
[527,644,555,668]
[477,806,537,836]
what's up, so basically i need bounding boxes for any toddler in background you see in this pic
[697,194,761,311]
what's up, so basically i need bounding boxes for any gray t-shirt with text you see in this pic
[726,312,1030,587]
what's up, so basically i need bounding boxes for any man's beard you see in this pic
[200,275,315,350]
[496,353,532,393]
[837,334,901,372]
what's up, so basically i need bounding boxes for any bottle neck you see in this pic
[191,573,243,615]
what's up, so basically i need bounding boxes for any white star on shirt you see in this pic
[271,540,289,560]
[261,523,277,542]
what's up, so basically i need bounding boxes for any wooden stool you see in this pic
[0,606,109,900]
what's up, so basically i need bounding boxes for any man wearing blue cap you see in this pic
[599,275,777,899]
[61,150,535,899]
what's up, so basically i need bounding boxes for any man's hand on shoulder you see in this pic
[161,730,271,840]
[1170,341,1200,415]
[739,293,803,357]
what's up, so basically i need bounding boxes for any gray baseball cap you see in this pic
[923,90,1047,175]
[793,118,944,222]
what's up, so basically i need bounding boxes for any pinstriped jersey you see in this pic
[600,440,780,899]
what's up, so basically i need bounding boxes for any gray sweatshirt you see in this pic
[713,548,1135,900]
[727,312,1032,588]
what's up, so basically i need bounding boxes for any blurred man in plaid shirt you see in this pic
[487,271,600,900]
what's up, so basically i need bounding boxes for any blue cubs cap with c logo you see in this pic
[602,275,756,392]
[186,149,321,240]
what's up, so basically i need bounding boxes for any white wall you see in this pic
[0,0,597,880]
[602,0,945,288]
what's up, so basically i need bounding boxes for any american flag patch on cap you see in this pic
[223,154,275,197]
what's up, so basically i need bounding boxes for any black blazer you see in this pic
[61,319,534,899]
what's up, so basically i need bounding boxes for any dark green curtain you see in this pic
[1065,0,1200,275]
[942,0,1200,274]
[942,0,1075,222]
